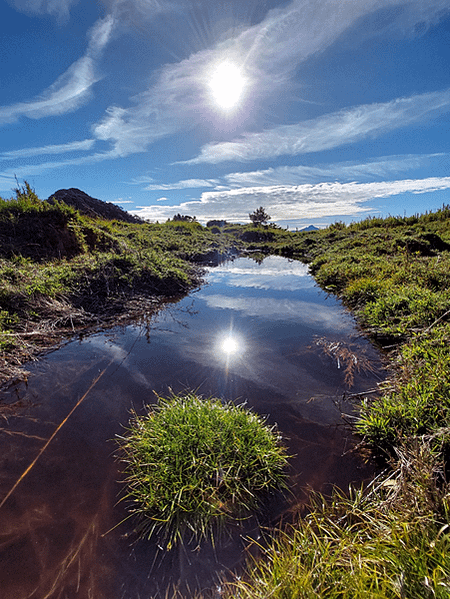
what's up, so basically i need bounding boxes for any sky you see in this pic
[1,0,450,228]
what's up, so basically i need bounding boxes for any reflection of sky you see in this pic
[198,256,354,332]
[199,294,352,331]
[131,256,369,420]
[205,256,314,291]
[1,261,380,599]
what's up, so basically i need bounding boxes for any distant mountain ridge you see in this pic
[47,188,142,224]
[300,225,319,231]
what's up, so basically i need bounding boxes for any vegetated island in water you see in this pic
[2,183,450,597]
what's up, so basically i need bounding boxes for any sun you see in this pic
[208,61,246,111]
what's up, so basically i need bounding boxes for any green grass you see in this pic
[220,443,450,598]
[356,327,450,456]
[117,393,289,548]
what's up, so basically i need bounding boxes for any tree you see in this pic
[249,206,271,227]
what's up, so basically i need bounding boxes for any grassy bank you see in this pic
[214,209,450,598]
[0,185,240,386]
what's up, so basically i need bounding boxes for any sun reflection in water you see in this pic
[221,336,240,355]
[216,330,245,366]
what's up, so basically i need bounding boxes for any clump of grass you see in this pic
[117,393,289,548]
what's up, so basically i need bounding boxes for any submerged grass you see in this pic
[117,393,289,548]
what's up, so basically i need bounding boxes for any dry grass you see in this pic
[314,336,378,388]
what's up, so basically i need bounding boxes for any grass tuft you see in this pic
[117,393,289,548]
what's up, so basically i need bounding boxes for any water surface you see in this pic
[0,256,382,598]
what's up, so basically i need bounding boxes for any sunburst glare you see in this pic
[216,330,245,362]
[208,61,247,111]
[221,335,240,355]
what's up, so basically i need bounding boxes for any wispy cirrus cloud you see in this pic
[0,149,119,192]
[131,176,450,224]
[223,153,446,187]
[92,0,450,158]
[0,139,95,160]
[7,0,79,22]
[185,90,450,164]
[141,178,219,191]
[0,14,115,125]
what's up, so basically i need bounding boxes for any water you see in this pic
[0,256,383,598]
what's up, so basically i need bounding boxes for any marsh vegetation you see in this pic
[0,184,240,386]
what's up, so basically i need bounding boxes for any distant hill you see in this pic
[47,188,142,224]
[299,225,319,232]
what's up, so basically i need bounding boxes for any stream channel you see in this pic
[0,255,384,599]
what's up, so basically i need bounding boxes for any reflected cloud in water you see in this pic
[206,255,313,291]
[201,294,353,331]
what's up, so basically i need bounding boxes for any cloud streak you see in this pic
[144,179,219,190]
[185,89,450,164]
[0,14,115,125]
[7,0,79,22]
[223,153,446,187]
[0,149,119,192]
[0,139,95,160]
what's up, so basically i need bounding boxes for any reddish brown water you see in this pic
[0,257,383,598]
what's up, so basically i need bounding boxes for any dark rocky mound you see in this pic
[47,188,142,223]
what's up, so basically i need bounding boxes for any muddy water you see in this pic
[0,256,383,598]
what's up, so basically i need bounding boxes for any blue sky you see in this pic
[1,0,450,227]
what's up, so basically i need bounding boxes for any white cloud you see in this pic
[0,149,119,191]
[185,90,450,164]
[223,154,445,187]
[205,256,312,291]
[0,15,115,124]
[200,294,351,332]
[7,0,79,22]
[131,176,450,223]
[142,178,219,190]
[91,0,450,158]
[0,139,95,160]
